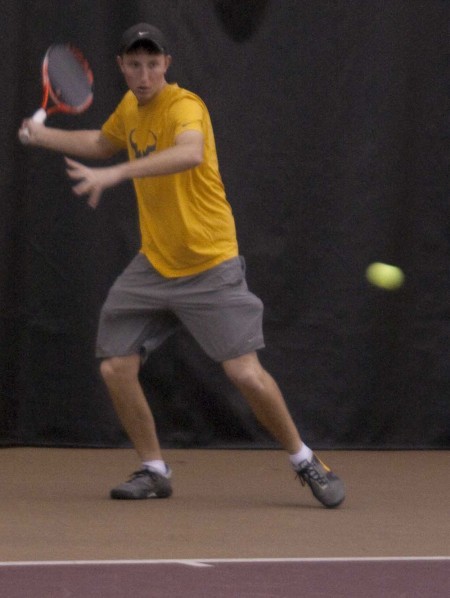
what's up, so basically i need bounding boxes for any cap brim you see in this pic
[121,36,165,54]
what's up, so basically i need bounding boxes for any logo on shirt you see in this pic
[129,129,157,158]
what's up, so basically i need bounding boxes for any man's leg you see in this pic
[100,354,172,499]
[100,354,162,461]
[222,351,345,508]
[222,352,302,453]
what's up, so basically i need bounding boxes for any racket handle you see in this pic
[32,108,47,123]
[19,108,47,144]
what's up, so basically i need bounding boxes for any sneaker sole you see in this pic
[110,488,173,500]
[322,495,345,508]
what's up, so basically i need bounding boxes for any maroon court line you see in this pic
[0,559,448,598]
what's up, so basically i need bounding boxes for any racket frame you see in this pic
[19,44,94,144]
[41,44,94,118]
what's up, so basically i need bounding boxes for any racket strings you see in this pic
[68,45,94,84]
[45,44,93,113]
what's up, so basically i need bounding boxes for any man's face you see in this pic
[117,49,172,105]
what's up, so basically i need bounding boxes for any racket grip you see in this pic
[19,108,47,144]
[32,108,47,123]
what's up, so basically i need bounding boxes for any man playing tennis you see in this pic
[19,24,345,508]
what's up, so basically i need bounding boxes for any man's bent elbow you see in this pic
[191,151,203,168]
[183,149,203,170]
[192,141,205,167]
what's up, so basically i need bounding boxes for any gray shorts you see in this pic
[96,253,265,363]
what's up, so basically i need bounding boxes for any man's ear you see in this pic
[116,55,124,73]
[164,55,172,73]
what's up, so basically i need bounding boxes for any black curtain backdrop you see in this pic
[1,0,448,449]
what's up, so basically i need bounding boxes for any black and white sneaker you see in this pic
[110,467,173,500]
[296,455,345,508]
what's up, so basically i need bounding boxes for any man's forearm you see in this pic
[27,127,117,160]
[116,142,203,182]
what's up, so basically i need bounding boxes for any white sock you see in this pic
[289,443,313,469]
[142,460,169,477]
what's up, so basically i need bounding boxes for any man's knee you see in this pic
[222,353,265,392]
[99,354,140,384]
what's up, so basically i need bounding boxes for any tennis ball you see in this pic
[366,262,405,290]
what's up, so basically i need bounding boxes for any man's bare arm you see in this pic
[65,129,204,209]
[18,121,119,160]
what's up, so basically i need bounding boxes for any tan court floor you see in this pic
[0,448,448,561]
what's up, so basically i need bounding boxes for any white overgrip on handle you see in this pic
[32,108,47,123]
[19,108,47,144]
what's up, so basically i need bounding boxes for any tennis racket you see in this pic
[19,43,93,144]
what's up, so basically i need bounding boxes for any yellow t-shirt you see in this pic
[101,83,238,277]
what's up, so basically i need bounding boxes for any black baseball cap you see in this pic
[119,23,168,55]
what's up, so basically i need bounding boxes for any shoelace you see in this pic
[297,462,327,486]
[128,469,158,481]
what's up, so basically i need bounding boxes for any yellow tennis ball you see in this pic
[366,262,405,290]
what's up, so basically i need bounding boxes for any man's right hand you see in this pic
[18,119,43,145]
